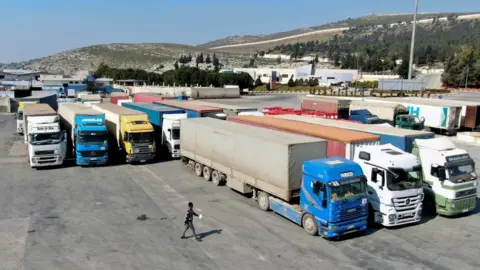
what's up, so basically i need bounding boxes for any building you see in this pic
[40,74,87,96]
[0,69,47,81]
[232,64,314,84]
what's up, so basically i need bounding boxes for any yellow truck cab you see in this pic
[92,103,156,163]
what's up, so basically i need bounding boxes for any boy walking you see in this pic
[181,202,201,241]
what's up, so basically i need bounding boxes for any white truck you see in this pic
[23,104,67,168]
[412,137,477,216]
[353,144,424,226]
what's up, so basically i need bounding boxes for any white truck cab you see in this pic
[162,113,187,158]
[413,138,477,216]
[354,144,424,226]
[27,115,67,168]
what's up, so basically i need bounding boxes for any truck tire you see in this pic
[194,162,203,177]
[257,191,270,211]
[211,170,221,186]
[302,214,318,236]
[203,166,212,181]
[181,157,188,165]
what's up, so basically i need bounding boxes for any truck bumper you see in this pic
[436,196,476,216]
[321,218,368,239]
[17,125,23,134]
[171,150,181,159]
[127,153,155,163]
[30,155,63,168]
[76,155,109,166]
[379,203,423,227]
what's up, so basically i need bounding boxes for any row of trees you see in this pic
[176,53,221,71]
[269,20,480,78]
[94,64,254,89]
[442,45,480,87]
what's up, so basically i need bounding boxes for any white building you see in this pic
[233,64,314,84]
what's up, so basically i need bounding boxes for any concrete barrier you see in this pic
[456,132,480,144]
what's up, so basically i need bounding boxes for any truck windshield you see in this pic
[78,131,108,145]
[330,179,366,201]
[367,117,382,124]
[30,132,62,145]
[387,167,423,191]
[448,164,475,178]
[129,132,154,144]
[172,128,180,140]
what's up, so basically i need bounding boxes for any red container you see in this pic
[228,115,379,159]
[133,93,165,104]
[110,95,130,105]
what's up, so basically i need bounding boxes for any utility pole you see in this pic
[465,64,470,89]
[408,0,419,80]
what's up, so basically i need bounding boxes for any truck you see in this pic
[181,117,368,238]
[349,109,382,124]
[186,100,263,116]
[16,94,58,134]
[110,94,130,105]
[230,115,424,227]
[301,96,350,119]
[92,103,156,163]
[153,100,227,119]
[122,102,187,159]
[277,115,434,153]
[58,103,109,166]
[412,137,477,216]
[78,94,102,106]
[23,104,67,168]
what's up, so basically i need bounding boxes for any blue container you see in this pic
[19,93,58,111]
[152,101,223,118]
[122,102,184,127]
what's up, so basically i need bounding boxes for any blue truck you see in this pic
[181,117,368,239]
[153,100,227,119]
[58,103,109,165]
[349,109,382,124]
[122,102,187,158]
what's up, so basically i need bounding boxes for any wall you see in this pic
[0,97,11,113]
[378,79,426,91]
[359,74,401,81]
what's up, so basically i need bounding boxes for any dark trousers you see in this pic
[182,221,198,238]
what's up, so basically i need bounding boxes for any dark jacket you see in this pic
[184,208,198,224]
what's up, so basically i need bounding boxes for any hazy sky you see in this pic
[1,0,478,63]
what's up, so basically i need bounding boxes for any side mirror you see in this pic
[321,193,327,208]
[123,132,128,141]
[438,167,447,180]
[430,165,439,177]
[371,168,378,183]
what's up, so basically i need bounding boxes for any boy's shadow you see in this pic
[186,229,223,240]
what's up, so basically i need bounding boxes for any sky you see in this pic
[1,0,478,63]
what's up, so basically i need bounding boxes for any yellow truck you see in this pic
[92,103,156,163]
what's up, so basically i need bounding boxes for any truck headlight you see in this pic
[148,145,153,149]
[473,181,478,187]
[451,203,455,209]
[388,214,396,222]
[328,225,338,230]
[134,148,139,153]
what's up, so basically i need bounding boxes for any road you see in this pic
[1,93,480,269]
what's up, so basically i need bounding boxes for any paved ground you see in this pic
[1,93,480,269]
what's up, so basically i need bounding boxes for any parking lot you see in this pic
[1,93,479,270]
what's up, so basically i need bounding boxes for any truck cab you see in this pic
[74,116,109,165]
[349,109,382,124]
[27,116,67,168]
[395,114,425,130]
[354,144,424,227]
[162,113,187,158]
[122,115,156,163]
[412,138,477,216]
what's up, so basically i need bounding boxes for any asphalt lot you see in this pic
[1,93,480,270]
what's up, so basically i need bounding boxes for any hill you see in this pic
[202,12,478,52]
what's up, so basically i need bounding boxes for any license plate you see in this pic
[347,225,354,229]
[90,157,97,161]
[140,160,146,162]
[462,209,469,213]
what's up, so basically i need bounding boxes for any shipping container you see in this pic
[58,103,105,143]
[190,87,240,99]
[122,102,184,126]
[133,93,166,104]
[153,100,225,119]
[181,117,327,201]
[18,93,58,111]
[23,103,57,143]
[228,115,379,159]
[276,115,434,153]
[301,96,350,118]
[186,100,259,115]
[349,100,408,123]
[110,95,130,105]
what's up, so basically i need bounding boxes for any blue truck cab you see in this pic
[349,109,382,124]
[74,114,109,165]
[269,157,368,239]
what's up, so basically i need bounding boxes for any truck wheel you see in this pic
[211,170,221,186]
[302,214,318,236]
[194,162,203,177]
[203,166,212,181]
[181,157,188,165]
[257,191,270,211]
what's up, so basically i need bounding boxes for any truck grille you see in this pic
[339,206,364,220]
[392,194,423,211]
[35,150,54,156]
[80,150,106,157]
[452,196,476,209]
[456,189,477,198]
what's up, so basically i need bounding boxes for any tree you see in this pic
[213,53,220,71]
[174,61,179,70]
[249,58,255,67]
[314,54,319,63]
[206,54,212,64]
[188,53,192,62]
[197,53,204,64]
[276,56,281,64]
[397,59,409,79]
[254,76,263,87]
[265,81,271,91]
[287,75,296,87]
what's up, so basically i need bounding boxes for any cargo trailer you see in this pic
[133,93,166,104]
[110,95,130,105]
[227,115,380,159]
[276,115,434,153]
[16,93,58,134]
[181,118,368,238]
[153,100,226,119]
[349,101,409,125]
[301,96,350,119]
[92,103,156,163]
[186,100,262,116]
[122,102,187,158]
